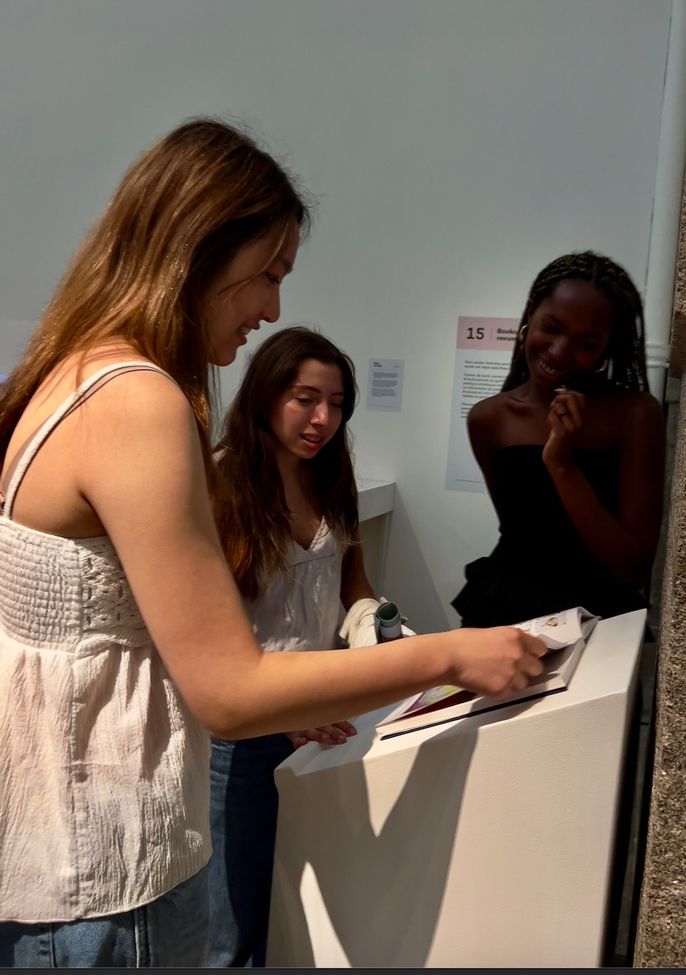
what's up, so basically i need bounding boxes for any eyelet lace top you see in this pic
[0,362,210,923]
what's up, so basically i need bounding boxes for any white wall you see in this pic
[0,0,673,632]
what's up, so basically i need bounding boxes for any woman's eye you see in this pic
[296,397,313,405]
[266,272,282,285]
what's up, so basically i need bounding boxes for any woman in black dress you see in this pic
[453,251,665,627]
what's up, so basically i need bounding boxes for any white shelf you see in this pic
[356,478,395,522]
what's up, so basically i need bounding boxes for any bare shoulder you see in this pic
[605,388,664,430]
[468,391,511,435]
[81,364,195,434]
[76,365,209,535]
[75,364,203,499]
[593,389,664,462]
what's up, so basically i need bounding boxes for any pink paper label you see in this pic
[457,317,519,351]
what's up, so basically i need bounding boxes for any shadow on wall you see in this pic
[267,722,478,967]
[383,490,453,635]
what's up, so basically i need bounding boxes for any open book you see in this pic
[377,606,599,739]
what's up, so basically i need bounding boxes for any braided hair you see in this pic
[502,251,648,392]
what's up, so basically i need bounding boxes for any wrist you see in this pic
[543,453,576,479]
[431,630,466,686]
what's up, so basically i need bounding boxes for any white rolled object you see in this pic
[339,597,416,647]
[339,597,381,648]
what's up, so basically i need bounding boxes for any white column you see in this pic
[644,0,686,401]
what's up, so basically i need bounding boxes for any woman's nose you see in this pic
[312,404,328,426]
[262,290,281,325]
[548,337,568,364]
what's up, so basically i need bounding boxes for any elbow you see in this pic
[206,722,247,741]
[198,696,263,740]
[202,711,236,740]
[202,711,259,742]
[195,707,239,741]
[196,681,283,740]
[184,692,255,742]
[169,650,268,741]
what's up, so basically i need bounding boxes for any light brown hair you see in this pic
[0,117,310,467]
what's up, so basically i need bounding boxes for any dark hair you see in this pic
[215,326,359,599]
[0,117,310,472]
[502,251,648,392]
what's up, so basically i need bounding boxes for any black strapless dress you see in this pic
[452,445,646,627]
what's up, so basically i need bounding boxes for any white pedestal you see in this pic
[267,610,646,968]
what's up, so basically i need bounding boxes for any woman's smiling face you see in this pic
[525,279,613,390]
[202,221,299,366]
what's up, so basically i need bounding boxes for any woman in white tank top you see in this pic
[209,327,381,966]
[0,120,546,967]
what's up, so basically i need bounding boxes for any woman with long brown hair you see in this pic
[0,118,544,967]
[210,325,380,966]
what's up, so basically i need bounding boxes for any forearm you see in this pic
[210,631,457,739]
[547,463,651,587]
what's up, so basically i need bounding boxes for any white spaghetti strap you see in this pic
[2,361,172,519]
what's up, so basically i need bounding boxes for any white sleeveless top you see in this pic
[0,362,211,924]
[247,518,343,653]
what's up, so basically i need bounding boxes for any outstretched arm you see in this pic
[77,370,546,740]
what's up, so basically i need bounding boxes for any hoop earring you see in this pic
[517,323,529,344]
[594,358,609,374]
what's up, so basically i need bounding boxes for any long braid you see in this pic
[502,251,648,392]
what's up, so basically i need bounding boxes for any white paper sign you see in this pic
[366,358,404,413]
[445,317,518,492]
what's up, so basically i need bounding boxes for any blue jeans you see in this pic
[208,734,294,968]
[0,865,209,968]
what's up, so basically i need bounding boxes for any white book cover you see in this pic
[377,606,599,739]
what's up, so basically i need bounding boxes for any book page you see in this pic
[379,607,598,730]
[514,606,598,649]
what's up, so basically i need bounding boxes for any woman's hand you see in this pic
[542,389,586,472]
[450,627,547,698]
[286,720,357,749]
